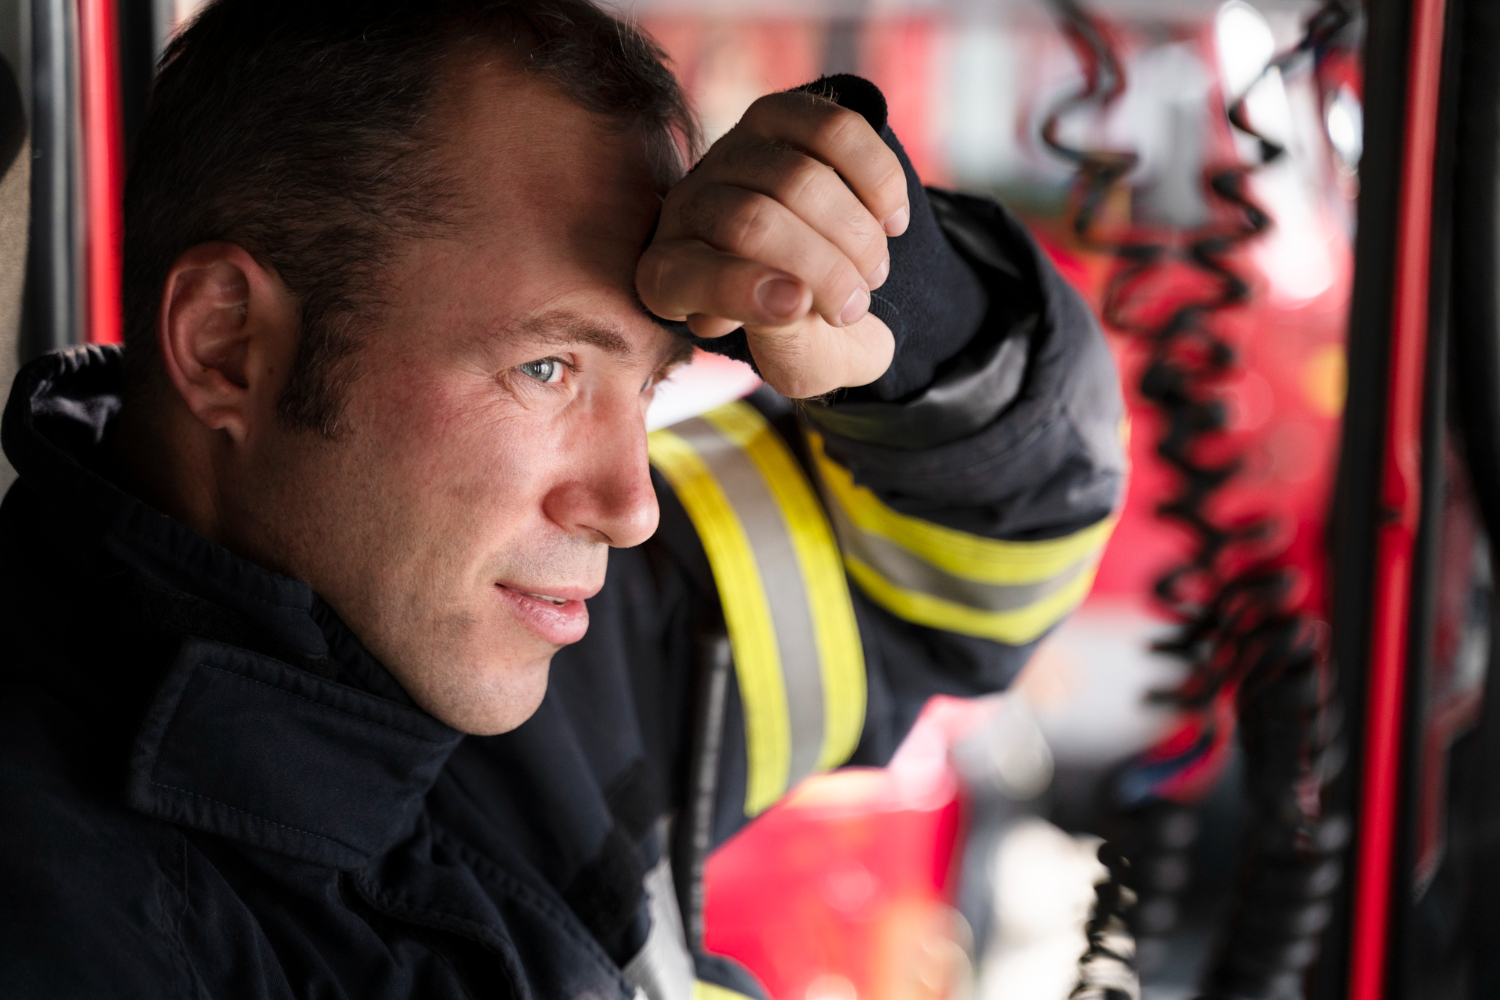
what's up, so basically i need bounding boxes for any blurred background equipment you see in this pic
[7,0,1500,997]
[644,1,1358,996]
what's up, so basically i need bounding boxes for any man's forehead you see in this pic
[437,59,663,187]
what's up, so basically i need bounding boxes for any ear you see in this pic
[157,242,297,444]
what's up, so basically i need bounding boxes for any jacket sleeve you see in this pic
[644,191,1125,845]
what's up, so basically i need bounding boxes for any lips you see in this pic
[494,583,593,646]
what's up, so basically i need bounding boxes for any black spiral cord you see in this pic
[1039,3,1359,998]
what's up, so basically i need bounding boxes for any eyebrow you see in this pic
[513,308,698,376]
[511,311,635,357]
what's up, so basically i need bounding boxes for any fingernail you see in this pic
[884,205,910,236]
[839,287,870,327]
[867,256,890,288]
[758,277,802,318]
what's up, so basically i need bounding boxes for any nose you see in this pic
[541,402,660,549]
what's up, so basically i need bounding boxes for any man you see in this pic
[0,0,1123,997]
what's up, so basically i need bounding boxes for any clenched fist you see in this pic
[636,91,910,400]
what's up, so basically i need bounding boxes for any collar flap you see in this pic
[127,637,462,868]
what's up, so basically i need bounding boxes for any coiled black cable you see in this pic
[1073,842,1141,1000]
[1038,3,1358,998]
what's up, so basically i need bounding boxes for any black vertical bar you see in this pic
[117,0,154,158]
[24,0,77,359]
[1318,0,1417,993]
[1440,0,1500,991]
[670,632,732,950]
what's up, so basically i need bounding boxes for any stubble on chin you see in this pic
[376,589,564,734]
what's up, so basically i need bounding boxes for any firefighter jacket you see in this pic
[0,191,1124,1000]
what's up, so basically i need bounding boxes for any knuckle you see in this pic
[677,184,717,233]
[681,186,777,256]
[660,178,694,213]
[635,249,674,308]
[742,93,787,127]
[725,137,788,185]
[774,153,827,207]
[719,194,777,255]
[851,155,907,218]
[845,207,886,256]
[821,256,864,300]
[874,162,908,209]
[810,106,865,151]
[722,269,769,321]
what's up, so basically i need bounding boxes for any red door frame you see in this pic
[1348,0,1450,995]
[78,0,125,346]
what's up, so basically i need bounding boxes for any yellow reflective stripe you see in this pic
[695,982,758,1000]
[806,430,1115,642]
[701,403,865,772]
[846,552,1101,645]
[809,432,1116,585]
[647,428,790,815]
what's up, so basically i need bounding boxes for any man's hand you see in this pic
[636,91,910,400]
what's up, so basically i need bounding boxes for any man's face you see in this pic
[230,62,687,734]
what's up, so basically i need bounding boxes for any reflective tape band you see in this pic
[827,499,1094,612]
[810,432,1116,583]
[846,552,1102,645]
[647,428,791,814]
[695,981,758,1000]
[809,432,1114,645]
[700,404,865,774]
[650,402,865,816]
[624,855,695,1000]
[622,849,764,1000]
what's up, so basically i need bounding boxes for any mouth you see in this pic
[516,590,568,606]
[494,582,596,646]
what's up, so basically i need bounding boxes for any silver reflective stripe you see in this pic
[650,403,866,813]
[669,416,827,786]
[825,498,1093,612]
[623,855,695,1000]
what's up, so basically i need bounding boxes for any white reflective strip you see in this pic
[623,857,695,1000]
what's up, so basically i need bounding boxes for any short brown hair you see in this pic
[123,0,697,434]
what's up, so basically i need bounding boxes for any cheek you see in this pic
[364,373,547,525]
[346,370,602,618]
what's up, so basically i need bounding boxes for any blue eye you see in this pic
[518,358,565,384]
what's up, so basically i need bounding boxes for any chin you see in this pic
[422,650,556,736]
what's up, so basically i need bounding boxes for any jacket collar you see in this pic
[3,345,463,867]
[129,636,462,868]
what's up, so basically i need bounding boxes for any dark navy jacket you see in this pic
[0,191,1123,999]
